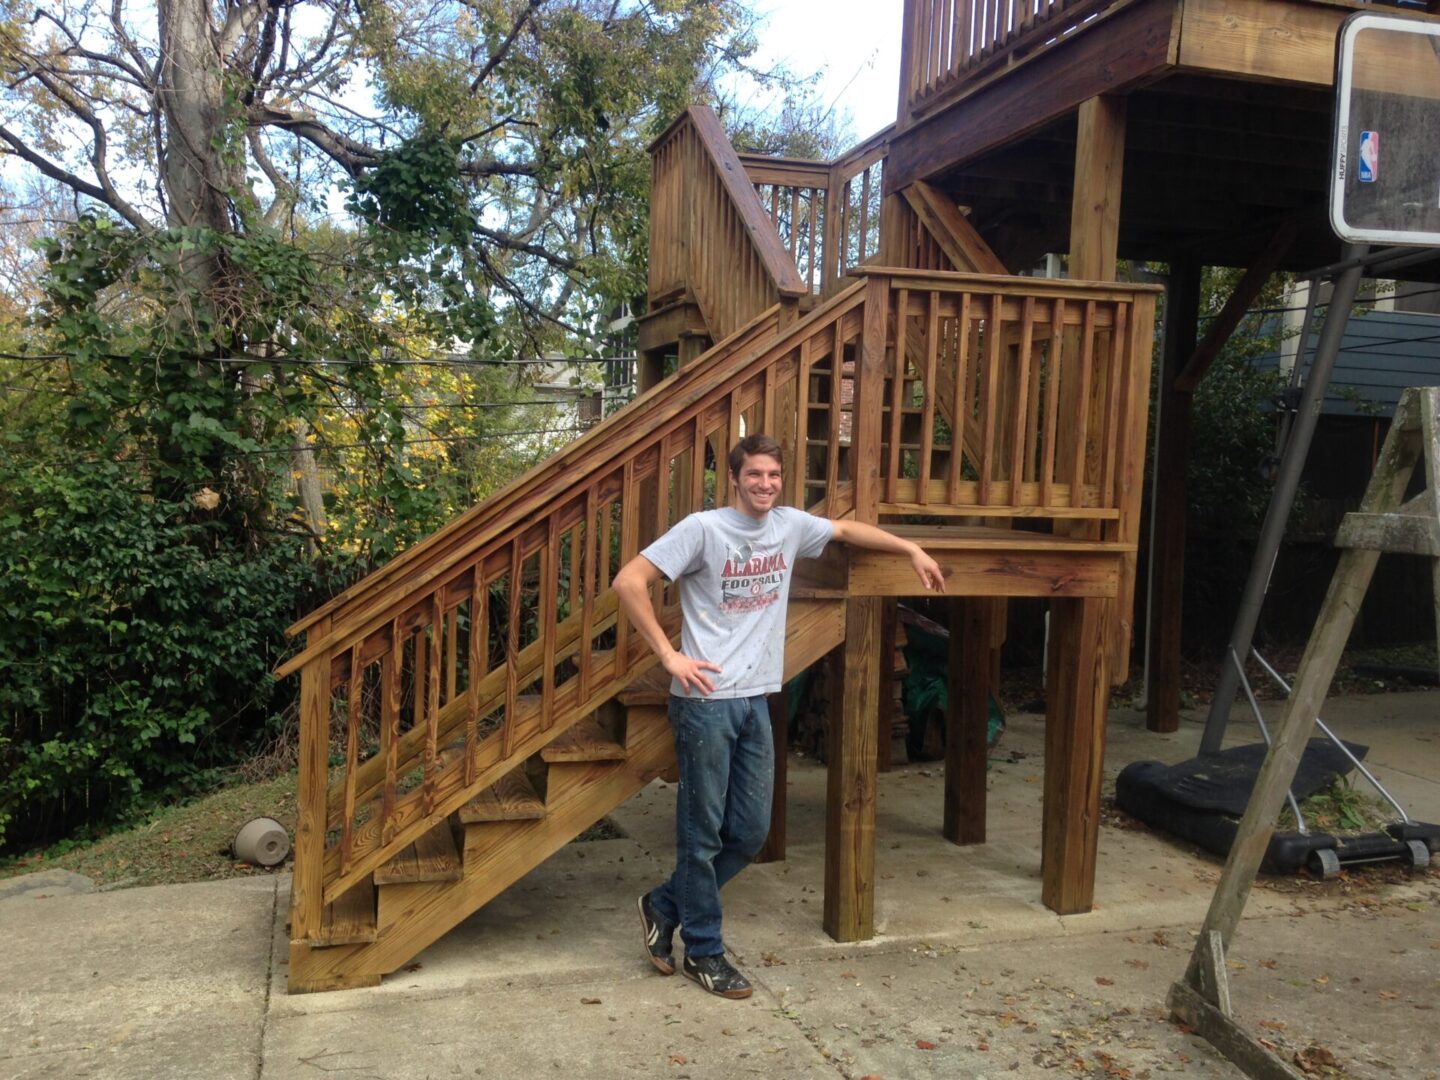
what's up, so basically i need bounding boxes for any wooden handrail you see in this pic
[285,265,1159,946]
[647,106,806,342]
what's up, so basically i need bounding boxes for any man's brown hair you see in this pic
[727,434,784,478]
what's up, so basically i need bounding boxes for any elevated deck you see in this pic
[888,0,1440,273]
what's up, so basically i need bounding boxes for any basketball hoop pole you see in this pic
[1197,243,1368,755]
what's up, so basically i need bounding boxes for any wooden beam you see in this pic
[824,596,882,942]
[847,547,1120,598]
[901,181,1010,274]
[1175,222,1298,393]
[944,597,994,845]
[1176,0,1380,89]
[1146,260,1200,734]
[1042,596,1110,914]
[1068,95,1127,283]
[885,0,1176,193]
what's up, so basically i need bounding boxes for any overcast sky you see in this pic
[750,0,903,141]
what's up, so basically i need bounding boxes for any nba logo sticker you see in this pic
[1358,131,1378,183]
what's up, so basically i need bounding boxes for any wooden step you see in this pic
[617,664,670,707]
[372,819,462,885]
[540,715,626,762]
[458,766,546,824]
[316,877,377,946]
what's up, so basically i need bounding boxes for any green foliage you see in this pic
[0,452,333,851]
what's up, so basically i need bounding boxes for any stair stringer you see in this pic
[287,597,846,993]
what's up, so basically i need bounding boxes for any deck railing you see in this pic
[735,125,892,299]
[648,108,808,340]
[901,0,1120,118]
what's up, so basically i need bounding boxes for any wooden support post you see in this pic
[755,687,789,863]
[825,595,882,941]
[1147,260,1201,733]
[1068,95,1126,283]
[290,617,332,951]
[823,272,888,942]
[1041,596,1110,914]
[945,597,994,845]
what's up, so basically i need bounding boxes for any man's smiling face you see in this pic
[731,452,783,519]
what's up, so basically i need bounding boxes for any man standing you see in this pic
[613,434,946,999]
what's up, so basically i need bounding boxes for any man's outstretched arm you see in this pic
[829,520,947,593]
[612,555,723,694]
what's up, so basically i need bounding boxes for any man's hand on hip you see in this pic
[663,651,723,695]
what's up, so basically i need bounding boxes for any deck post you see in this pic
[290,616,333,947]
[1146,259,1201,732]
[1068,95,1126,282]
[824,272,889,941]
[945,597,996,845]
[1042,596,1111,914]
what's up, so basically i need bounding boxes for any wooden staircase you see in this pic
[281,103,1159,992]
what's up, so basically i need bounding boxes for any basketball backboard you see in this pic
[1331,12,1440,246]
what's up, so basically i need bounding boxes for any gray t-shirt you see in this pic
[640,506,833,699]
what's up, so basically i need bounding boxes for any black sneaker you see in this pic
[682,953,753,999]
[638,893,676,975]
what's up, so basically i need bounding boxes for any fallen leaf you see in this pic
[580,997,602,1005]
[1259,1019,1286,1031]
[669,1054,687,1066]
[976,1041,989,1051]
[1259,959,1279,969]
[916,1039,937,1050]
[1314,974,1331,986]
[1125,959,1149,970]
[1378,990,1399,1000]
[1095,976,1115,986]
[842,971,858,979]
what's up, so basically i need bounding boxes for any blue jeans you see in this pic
[648,694,774,958]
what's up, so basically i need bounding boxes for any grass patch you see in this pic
[0,773,297,890]
[1,768,627,890]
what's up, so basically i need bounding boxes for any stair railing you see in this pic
[280,285,867,943]
[648,107,808,339]
[281,264,1158,948]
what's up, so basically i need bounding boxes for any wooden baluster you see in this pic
[859,167,872,261]
[978,291,1003,504]
[1010,296,1037,507]
[826,321,843,503]
[1041,297,1066,509]
[919,290,940,505]
[599,494,614,593]
[1071,301,1097,497]
[727,393,742,455]
[541,515,559,729]
[467,566,487,786]
[567,522,580,616]
[929,0,944,88]
[763,364,777,442]
[423,592,441,815]
[840,181,852,275]
[954,0,973,74]
[340,642,362,873]
[579,487,597,702]
[807,192,819,292]
[445,607,458,706]
[1101,303,1130,507]
[691,420,706,513]
[382,622,401,844]
[616,459,639,676]
[653,450,669,619]
[503,539,521,757]
[887,288,908,503]
[790,188,801,266]
[950,292,972,504]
